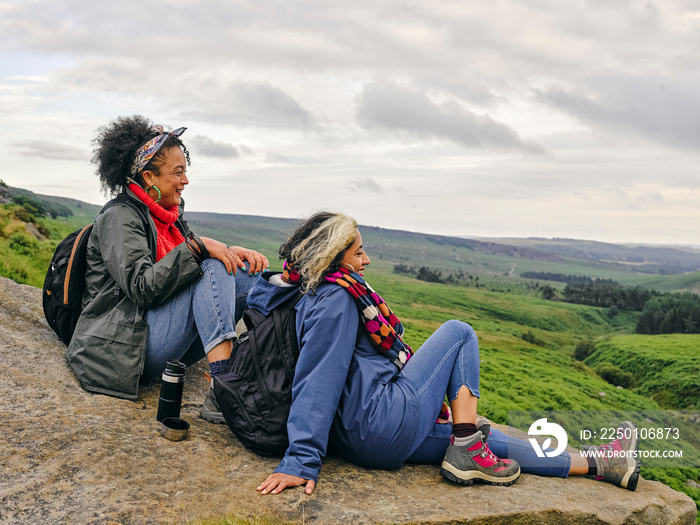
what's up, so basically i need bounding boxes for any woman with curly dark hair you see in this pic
[66,115,268,422]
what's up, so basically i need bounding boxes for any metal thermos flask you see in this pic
[156,360,186,422]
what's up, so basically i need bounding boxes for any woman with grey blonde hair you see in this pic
[251,211,640,495]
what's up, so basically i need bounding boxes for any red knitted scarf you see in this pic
[128,183,185,261]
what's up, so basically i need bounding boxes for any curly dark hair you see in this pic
[91,115,191,196]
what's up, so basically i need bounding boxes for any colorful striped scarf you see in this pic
[325,267,412,369]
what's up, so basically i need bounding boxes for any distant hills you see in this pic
[3,182,700,294]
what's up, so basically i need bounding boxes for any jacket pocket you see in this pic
[68,308,148,400]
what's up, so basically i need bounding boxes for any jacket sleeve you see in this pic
[274,288,359,482]
[94,205,203,309]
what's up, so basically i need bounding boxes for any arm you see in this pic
[95,206,203,309]
[176,204,268,274]
[258,288,358,495]
[198,238,269,276]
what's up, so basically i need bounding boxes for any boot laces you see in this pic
[480,442,499,462]
[598,437,623,455]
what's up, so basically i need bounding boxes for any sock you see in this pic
[208,359,228,378]
[452,423,477,438]
[585,454,597,476]
[451,422,478,446]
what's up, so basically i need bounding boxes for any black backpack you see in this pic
[42,195,148,345]
[214,286,304,457]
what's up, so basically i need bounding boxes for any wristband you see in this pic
[188,234,210,259]
[185,238,204,264]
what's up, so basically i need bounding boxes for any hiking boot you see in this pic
[583,421,640,491]
[199,387,226,424]
[440,431,521,486]
[477,421,491,442]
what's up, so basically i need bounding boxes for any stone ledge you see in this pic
[0,276,696,524]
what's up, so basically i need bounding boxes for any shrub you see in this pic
[11,207,34,223]
[595,362,634,388]
[541,285,557,300]
[37,224,51,238]
[521,330,546,347]
[416,266,444,283]
[9,232,39,256]
[573,339,596,361]
[0,261,29,284]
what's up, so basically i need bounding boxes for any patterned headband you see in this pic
[130,125,186,176]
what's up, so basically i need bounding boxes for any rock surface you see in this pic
[0,276,696,525]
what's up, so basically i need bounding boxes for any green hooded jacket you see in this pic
[66,188,203,399]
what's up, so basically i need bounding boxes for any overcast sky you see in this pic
[2,0,699,245]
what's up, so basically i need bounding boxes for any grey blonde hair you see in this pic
[279,211,359,292]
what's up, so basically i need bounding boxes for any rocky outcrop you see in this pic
[0,276,696,524]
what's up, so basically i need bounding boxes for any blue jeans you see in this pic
[398,320,571,478]
[141,259,258,379]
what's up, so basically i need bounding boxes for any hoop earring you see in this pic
[150,184,162,203]
[342,263,356,272]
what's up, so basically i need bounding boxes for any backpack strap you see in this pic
[98,193,154,260]
[100,193,150,227]
[97,194,154,307]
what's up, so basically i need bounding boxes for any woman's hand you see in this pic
[199,237,240,275]
[257,472,315,495]
[199,238,269,275]
[227,246,269,275]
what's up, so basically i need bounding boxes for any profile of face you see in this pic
[142,146,188,208]
[340,230,371,276]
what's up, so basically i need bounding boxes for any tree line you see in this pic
[561,279,700,334]
[636,293,700,335]
[562,280,656,311]
[393,264,481,286]
[520,271,595,284]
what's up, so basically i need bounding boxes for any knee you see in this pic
[200,258,227,276]
[200,259,236,289]
[442,319,477,345]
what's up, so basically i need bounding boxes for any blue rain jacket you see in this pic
[247,275,420,482]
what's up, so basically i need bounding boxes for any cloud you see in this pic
[538,71,700,151]
[175,81,316,130]
[357,82,543,153]
[348,177,385,194]
[230,82,315,129]
[188,135,239,158]
[265,152,292,164]
[11,140,88,161]
[5,0,700,245]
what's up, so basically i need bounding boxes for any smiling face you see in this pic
[340,230,371,276]
[142,146,188,208]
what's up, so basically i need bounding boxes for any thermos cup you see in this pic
[156,360,186,422]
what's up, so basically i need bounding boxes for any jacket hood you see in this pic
[247,272,301,315]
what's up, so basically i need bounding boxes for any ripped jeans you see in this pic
[398,320,571,478]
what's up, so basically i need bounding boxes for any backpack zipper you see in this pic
[214,377,256,429]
